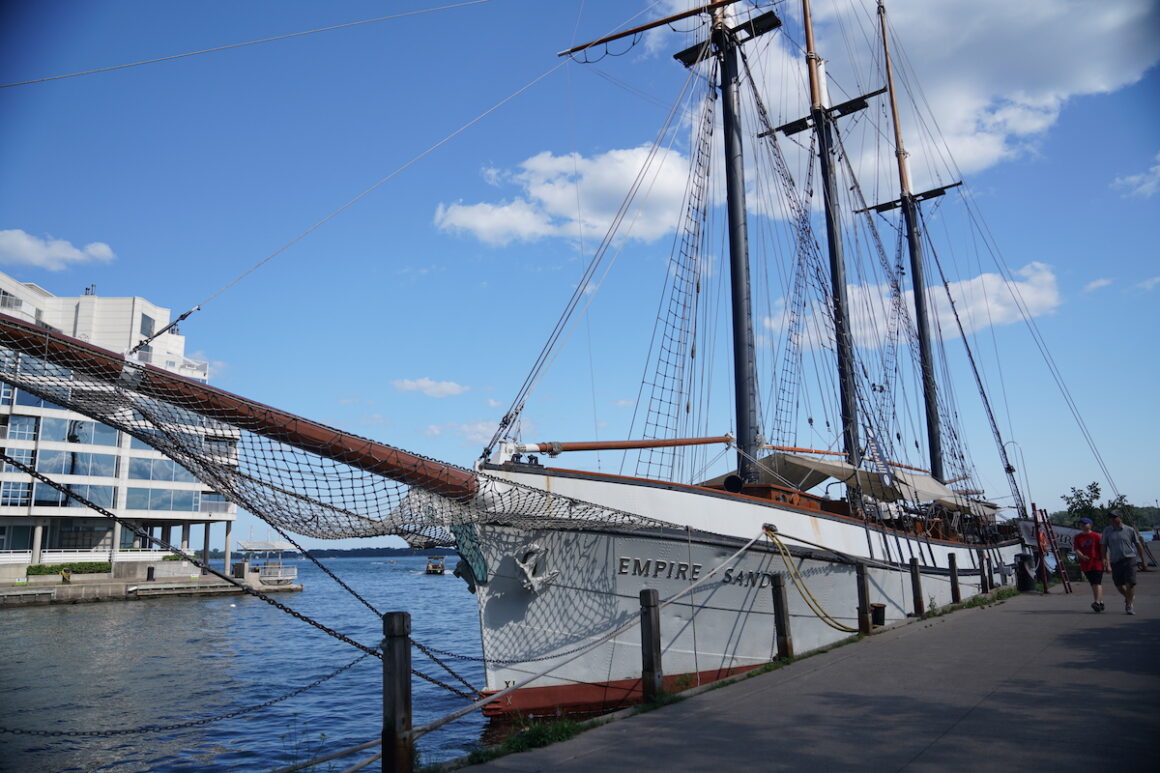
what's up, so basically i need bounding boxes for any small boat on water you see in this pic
[425,556,446,575]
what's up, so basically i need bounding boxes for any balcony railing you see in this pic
[0,550,33,564]
[258,562,297,585]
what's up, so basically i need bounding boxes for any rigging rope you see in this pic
[0,1,494,89]
[485,62,703,457]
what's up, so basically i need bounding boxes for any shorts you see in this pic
[1083,569,1104,586]
[1110,558,1137,588]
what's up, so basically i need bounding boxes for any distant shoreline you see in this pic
[222,546,457,560]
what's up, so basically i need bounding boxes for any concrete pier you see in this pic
[0,570,300,607]
[467,572,1159,771]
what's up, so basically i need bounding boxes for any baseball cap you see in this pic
[1078,517,1093,524]
[1109,509,1123,518]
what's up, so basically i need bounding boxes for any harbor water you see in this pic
[0,556,489,771]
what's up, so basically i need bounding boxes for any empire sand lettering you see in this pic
[617,556,703,581]
[721,564,845,587]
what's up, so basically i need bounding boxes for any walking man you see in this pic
[1073,517,1104,612]
[1102,510,1141,615]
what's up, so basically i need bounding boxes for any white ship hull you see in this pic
[460,465,1023,717]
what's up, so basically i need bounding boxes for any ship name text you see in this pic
[617,557,703,581]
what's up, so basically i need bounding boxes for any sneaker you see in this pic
[1098,602,1105,611]
[1091,601,1101,613]
[1126,603,1134,615]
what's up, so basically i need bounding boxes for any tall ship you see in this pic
[0,1,1029,718]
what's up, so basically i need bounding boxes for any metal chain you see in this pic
[263,516,382,618]
[414,636,610,666]
[0,653,371,738]
[410,638,479,696]
[410,668,476,703]
[0,452,383,660]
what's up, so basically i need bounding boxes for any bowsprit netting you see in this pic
[0,314,664,544]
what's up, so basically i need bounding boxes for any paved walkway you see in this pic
[467,570,1159,771]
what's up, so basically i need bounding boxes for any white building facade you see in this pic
[0,272,237,578]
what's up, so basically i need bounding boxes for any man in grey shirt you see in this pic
[1102,509,1142,615]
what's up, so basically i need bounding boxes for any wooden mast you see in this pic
[877,0,945,481]
[802,0,862,472]
[566,1,781,487]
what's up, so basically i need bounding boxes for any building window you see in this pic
[0,524,32,550]
[1,447,34,473]
[201,492,230,512]
[126,487,200,512]
[39,417,119,446]
[128,457,198,482]
[0,481,31,507]
[140,314,155,338]
[0,289,21,311]
[53,521,111,550]
[7,416,37,441]
[33,483,116,509]
[0,382,12,406]
[36,450,117,477]
[13,388,68,411]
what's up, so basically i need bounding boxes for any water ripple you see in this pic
[0,556,487,771]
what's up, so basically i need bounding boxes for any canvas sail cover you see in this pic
[702,452,998,518]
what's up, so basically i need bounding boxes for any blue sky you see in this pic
[2,1,1158,547]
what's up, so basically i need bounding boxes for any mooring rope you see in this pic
[763,526,859,633]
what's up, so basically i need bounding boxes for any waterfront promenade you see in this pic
[468,572,1159,771]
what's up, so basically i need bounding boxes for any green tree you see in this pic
[1059,482,1133,531]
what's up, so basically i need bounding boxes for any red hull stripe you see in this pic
[481,664,762,718]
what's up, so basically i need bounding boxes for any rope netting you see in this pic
[0,314,664,544]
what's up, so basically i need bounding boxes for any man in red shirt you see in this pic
[1073,517,1104,612]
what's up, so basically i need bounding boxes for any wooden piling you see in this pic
[383,611,413,773]
[771,574,794,659]
[855,563,872,635]
[639,588,663,703]
[977,549,992,593]
[949,553,961,604]
[909,557,925,617]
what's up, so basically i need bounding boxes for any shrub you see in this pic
[27,561,112,575]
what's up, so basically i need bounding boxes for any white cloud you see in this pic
[391,377,469,398]
[1112,152,1160,198]
[765,262,1060,346]
[486,398,503,408]
[426,420,496,444]
[0,229,116,271]
[934,262,1061,337]
[435,2,1159,249]
[834,0,1160,182]
[1137,276,1160,291]
[1083,278,1113,292]
[614,399,633,407]
[434,147,689,246]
